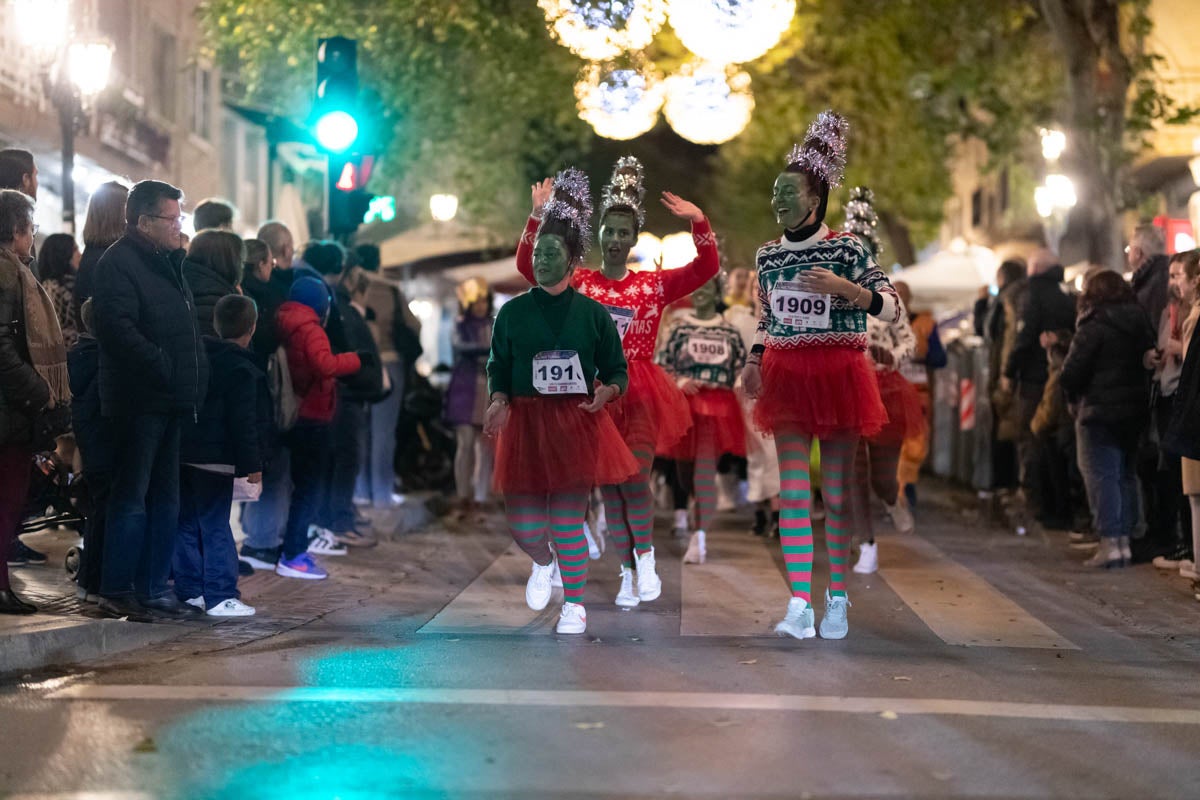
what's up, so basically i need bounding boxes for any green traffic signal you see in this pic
[315,110,359,152]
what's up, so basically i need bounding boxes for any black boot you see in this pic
[770,510,781,539]
[0,588,37,615]
[752,508,767,536]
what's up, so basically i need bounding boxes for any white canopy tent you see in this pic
[893,243,999,313]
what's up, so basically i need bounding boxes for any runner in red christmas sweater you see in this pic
[657,276,747,564]
[741,112,901,642]
[486,168,638,635]
[516,157,720,609]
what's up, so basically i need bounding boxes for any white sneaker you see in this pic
[583,521,602,560]
[673,508,689,537]
[635,547,662,602]
[184,596,205,610]
[818,590,851,639]
[615,565,640,608]
[853,542,878,574]
[1180,560,1199,580]
[556,602,587,634]
[774,596,816,640]
[526,561,555,611]
[307,530,348,556]
[885,501,914,535]
[550,558,564,589]
[683,530,706,564]
[207,598,256,617]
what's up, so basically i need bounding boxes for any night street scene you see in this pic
[2,1,1200,798]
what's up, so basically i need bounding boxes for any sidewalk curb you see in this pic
[0,616,188,678]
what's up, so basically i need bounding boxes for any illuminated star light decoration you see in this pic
[575,65,665,141]
[843,186,882,257]
[668,0,796,66]
[663,62,755,145]
[540,0,669,62]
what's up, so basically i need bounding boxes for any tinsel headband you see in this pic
[785,110,849,189]
[600,155,646,228]
[541,166,594,257]
[843,186,881,257]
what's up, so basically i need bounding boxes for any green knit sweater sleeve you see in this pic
[486,301,513,398]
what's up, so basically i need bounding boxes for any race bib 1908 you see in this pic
[685,334,730,366]
[532,350,587,395]
[770,281,831,330]
[603,305,635,341]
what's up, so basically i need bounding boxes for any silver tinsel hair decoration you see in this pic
[785,110,849,188]
[542,166,594,255]
[843,186,881,257]
[601,155,646,227]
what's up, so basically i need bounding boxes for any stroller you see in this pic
[21,451,87,578]
[395,369,456,493]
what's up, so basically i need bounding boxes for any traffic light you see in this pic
[314,36,360,153]
[329,154,374,236]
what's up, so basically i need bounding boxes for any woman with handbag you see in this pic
[0,189,70,613]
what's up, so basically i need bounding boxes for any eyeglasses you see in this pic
[144,213,189,225]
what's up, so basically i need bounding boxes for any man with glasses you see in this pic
[92,180,209,620]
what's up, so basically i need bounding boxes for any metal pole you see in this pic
[59,90,76,236]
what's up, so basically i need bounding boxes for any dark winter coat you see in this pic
[1164,317,1200,460]
[335,288,384,403]
[182,256,238,337]
[68,335,114,474]
[275,301,360,424]
[0,248,50,446]
[241,266,293,366]
[92,229,209,418]
[1005,265,1077,386]
[72,241,115,332]
[181,337,271,476]
[1131,253,1170,335]
[1059,302,1155,425]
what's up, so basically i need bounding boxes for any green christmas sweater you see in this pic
[657,311,747,389]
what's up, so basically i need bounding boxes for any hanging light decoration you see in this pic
[663,62,755,145]
[668,0,795,65]
[540,0,669,62]
[575,63,665,140]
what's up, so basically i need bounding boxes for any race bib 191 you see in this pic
[685,334,730,366]
[532,350,587,395]
[770,281,831,330]
[603,305,635,341]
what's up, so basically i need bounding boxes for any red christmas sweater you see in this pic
[516,215,720,361]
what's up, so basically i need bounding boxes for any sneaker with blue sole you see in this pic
[819,590,851,639]
[774,597,816,640]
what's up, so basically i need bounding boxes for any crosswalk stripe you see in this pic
[418,543,561,634]
[879,535,1078,649]
[43,684,1200,725]
[680,529,784,636]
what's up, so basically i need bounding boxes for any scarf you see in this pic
[10,251,70,409]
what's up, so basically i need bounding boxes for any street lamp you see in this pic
[430,194,459,222]
[15,0,114,234]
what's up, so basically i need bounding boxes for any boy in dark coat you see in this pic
[174,294,270,616]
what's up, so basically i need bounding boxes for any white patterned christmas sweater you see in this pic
[517,215,720,362]
[657,311,747,389]
[866,296,916,372]
[754,224,899,351]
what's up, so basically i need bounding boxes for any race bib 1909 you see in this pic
[603,305,635,341]
[532,350,587,395]
[770,281,831,330]
[685,334,730,366]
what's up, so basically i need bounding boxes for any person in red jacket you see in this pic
[515,157,719,609]
[274,277,361,580]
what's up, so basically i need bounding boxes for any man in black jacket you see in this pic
[93,180,209,620]
[1003,249,1078,528]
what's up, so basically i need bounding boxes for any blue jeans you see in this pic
[101,414,181,601]
[174,467,239,609]
[283,423,333,559]
[241,444,291,551]
[357,360,404,507]
[1076,420,1141,541]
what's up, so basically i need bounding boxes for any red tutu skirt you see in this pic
[753,346,888,439]
[607,359,693,454]
[871,368,928,445]
[666,387,747,460]
[493,395,639,494]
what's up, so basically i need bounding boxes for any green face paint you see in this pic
[772,172,818,230]
[533,234,571,287]
[598,211,637,272]
[691,279,719,318]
